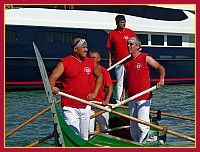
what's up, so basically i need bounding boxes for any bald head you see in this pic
[72,38,82,46]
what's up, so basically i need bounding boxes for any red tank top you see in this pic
[107,28,137,63]
[124,53,152,100]
[60,56,94,108]
[90,66,113,102]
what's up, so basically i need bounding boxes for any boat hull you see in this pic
[53,101,162,147]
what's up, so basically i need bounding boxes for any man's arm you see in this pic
[146,56,165,88]
[103,85,113,105]
[88,62,103,100]
[49,62,64,94]
[108,49,113,67]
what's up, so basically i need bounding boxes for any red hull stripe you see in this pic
[151,78,195,82]
[6,78,194,85]
[5,81,61,85]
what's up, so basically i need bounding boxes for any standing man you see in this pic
[121,37,165,143]
[89,50,113,133]
[49,38,103,140]
[107,14,137,102]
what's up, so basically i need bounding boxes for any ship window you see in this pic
[34,31,86,44]
[151,35,164,45]
[137,34,148,45]
[176,55,192,59]
[189,35,195,43]
[6,30,17,42]
[53,32,64,43]
[167,35,182,46]
[160,55,173,59]
[35,32,52,43]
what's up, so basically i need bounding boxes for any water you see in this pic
[5,84,195,147]
[150,84,195,147]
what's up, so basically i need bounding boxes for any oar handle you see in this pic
[91,86,156,109]
[90,86,156,120]
[107,54,131,71]
[112,85,157,108]
[90,101,114,106]
[90,103,195,121]
[58,91,112,113]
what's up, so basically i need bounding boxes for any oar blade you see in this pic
[32,42,54,104]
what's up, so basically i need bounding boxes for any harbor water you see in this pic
[5,84,195,147]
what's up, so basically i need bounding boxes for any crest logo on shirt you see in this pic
[136,63,142,69]
[124,35,129,40]
[84,67,91,74]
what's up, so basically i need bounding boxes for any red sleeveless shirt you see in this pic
[89,66,113,102]
[60,56,94,108]
[124,53,152,100]
[107,28,137,63]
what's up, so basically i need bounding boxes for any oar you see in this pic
[91,102,195,121]
[90,109,107,119]
[89,125,130,136]
[107,54,131,71]
[89,86,156,119]
[160,124,195,129]
[5,100,61,138]
[90,54,131,119]
[6,117,53,123]
[26,133,54,147]
[150,110,195,121]
[58,91,195,143]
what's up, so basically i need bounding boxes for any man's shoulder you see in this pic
[85,57,94,62]
[141,52,151,57]
[61,55,71,62]
[84,57,95,66]
[109,29,118,34]
[99,65,107,71]
[99,66,110,75]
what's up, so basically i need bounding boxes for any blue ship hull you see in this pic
[5,24,195,90]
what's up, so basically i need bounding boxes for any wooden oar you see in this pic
[90,54,132,118]
[6,117,53,123]
[107,54,131,71]
[150,110,195,121]
[91,110,106,119]
[89,86,156,119]
[5,100,61,138]
[26,133,54,147]
[58,91,195,143]
[91,102,195,121]
[89,125,130,136]
[160,124,195,129]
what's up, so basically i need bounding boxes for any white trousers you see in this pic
[89,107,109,133]
[115,64,125,102]
[128,99,151,143]
[62,106,91,140]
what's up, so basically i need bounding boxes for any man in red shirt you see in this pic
[49,38,103,140]
[89,50,113,133]
[121,37,165,143]
[107,14,137,103]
